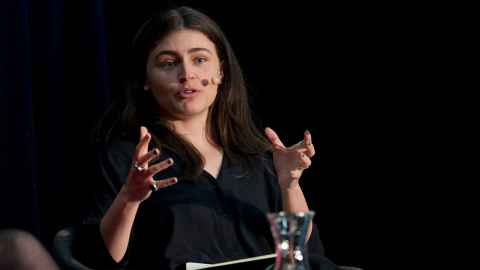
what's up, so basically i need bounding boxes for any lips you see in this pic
[176,87,199,99]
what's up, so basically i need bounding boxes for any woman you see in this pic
[75,6,337,270]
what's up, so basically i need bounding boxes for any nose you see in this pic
[178,62,197,84]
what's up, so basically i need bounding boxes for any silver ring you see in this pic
[133,161,146,172]
[150,182,158,192]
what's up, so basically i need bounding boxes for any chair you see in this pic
[53,227,94,270]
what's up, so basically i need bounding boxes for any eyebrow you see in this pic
[155,47,213,58]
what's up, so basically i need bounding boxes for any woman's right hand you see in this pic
[120,126,177,203]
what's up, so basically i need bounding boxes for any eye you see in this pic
[157,60,178,70]
[194,57,208,65]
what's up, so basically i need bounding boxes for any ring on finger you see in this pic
[133,161,147,172]
[150,182,158,192]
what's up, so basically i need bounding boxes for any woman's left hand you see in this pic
[265,127,315,190]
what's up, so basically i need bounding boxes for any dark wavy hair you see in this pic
[96,6,271,179]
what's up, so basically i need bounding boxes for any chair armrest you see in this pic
[53,227,95,270]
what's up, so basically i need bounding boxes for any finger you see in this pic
[290,130,315,157]
[303,130,312,146]
[298,152,312,170]
[137,148,160,167]
[288,130,312,149]
[303,130,315,157]
[305,143,315,157]
[134,126,151,160]
[138,126,151,155]
[265,127,285,149]
[290,140,305,149]
[145,158,174,178]
[151,177,178,191]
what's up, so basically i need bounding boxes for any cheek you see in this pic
[208,65,221,77]
[147,70,177,91]
[148,68,171,82]
[196,63,219,78]
[208,86,220,101]
[147,74,175,98]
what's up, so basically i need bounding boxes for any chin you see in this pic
[174,106,209,118]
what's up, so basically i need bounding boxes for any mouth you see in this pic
[176,87,199,99]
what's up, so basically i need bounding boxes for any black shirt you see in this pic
[74,139,338,270]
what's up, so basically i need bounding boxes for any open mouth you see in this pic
[176,87,199,99]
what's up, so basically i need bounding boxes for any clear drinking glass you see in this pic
[267,211,315,270]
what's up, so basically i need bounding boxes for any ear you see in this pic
[219,61,225,79]
[214,62,224,85]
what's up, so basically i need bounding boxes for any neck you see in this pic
[168,113,210,145]
[168,113,223,163]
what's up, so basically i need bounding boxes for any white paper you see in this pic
[185,253,276,269]
[186,262,212,270]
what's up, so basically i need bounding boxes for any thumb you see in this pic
[265,127,285,149]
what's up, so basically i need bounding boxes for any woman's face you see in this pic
[145,29,223,120]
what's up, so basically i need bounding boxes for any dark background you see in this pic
[1,0,467,269]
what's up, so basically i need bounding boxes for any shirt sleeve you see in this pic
[73,140,135,269]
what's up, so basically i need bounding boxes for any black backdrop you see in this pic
[2,0,463,269]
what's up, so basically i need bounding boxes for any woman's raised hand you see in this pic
[265,127,315,190]
[121,126,177,202]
